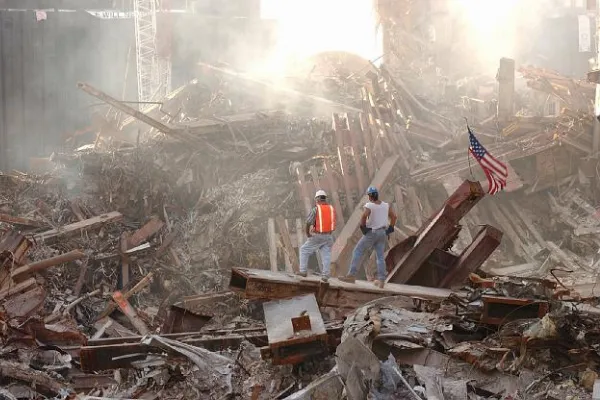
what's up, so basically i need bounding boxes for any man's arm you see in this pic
[360,208,371,227]
[388,207,397,227]
[305,207,316,237]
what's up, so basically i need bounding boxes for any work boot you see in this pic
[373,280,384,289]
[338,275,356,283]
[296,271,307,278]
[321,275,329,283]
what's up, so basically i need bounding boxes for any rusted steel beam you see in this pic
[416,180,485,236]
[0,213,43,227]
[112,291,150,335]
[80,324,344,372]
[349,119,367,191]
[0,278,37,301]
[276,216,300,273]
[439,225,503,288]
[95,272,154,322]
[11,250,85,279]
[0,230,32,264]
[127,216,164,248]
[162,305,212,334]
[481,295,548,325]
[295,164,312,214]
[77,82,176,135]
[331,155,399,277]
[332,113,356,212]
[322,161,345,226]
[359,113,376,177]
[229,268,455,309]
[385,205,459,285]
[406,248,459,287]
[1,285,45,318]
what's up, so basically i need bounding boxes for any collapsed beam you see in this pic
[229,267,456,310]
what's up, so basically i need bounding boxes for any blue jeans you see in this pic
[299,234,334,276]
[348,229,387,281]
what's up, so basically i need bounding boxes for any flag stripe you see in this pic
[468,127,508,195]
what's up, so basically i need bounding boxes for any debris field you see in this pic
[2,40,600,400]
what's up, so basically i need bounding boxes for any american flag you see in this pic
[468,127,508,195]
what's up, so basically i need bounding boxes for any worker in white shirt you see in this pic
[297,190,336,281]
[339,186,397,288]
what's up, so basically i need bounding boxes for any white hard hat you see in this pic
[315,190,327,198]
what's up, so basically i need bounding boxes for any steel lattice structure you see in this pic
[133,0,171,108]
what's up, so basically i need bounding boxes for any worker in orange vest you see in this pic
[297,190,336,282]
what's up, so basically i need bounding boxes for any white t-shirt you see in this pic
[365,201,389,230]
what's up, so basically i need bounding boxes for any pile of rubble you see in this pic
[3,41,600,398]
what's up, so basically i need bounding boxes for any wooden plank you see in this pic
[330,155,399,277]
[276,216,299,273]
[267,218,278,272]
[34,211,123,244]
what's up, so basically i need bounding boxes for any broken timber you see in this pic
[229,268,455,309]
[331,155,399,276]
[34,211,123,245]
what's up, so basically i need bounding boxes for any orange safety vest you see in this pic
[314,204,336,233]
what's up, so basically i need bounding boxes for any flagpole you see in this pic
[464,117,474,179]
